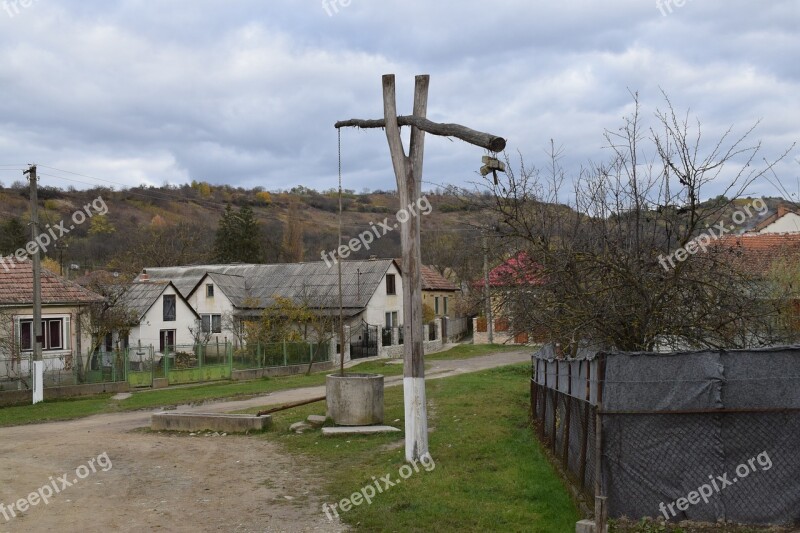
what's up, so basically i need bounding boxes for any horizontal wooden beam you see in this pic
[335,115,506,153]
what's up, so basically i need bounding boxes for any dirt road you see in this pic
[0,351,531,532]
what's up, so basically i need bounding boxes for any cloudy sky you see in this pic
[0,0,798,200]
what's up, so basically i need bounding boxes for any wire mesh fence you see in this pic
[233,341,331,370]
[531,346,800,526]
[531,372,597,501]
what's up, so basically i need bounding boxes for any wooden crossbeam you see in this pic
[335,116,506,153]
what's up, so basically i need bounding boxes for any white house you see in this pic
[138,259,404,346]
[120,278,200,359]
[754,206,800,234]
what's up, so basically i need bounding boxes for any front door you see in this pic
[159,330,176,354]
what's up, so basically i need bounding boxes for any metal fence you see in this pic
[233,341,330,369]
[1,340,330,391]
[530,356,597,502]
[531,346,800,527]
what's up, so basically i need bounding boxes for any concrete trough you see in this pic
[151,412,271,433]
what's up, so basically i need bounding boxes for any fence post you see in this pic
[283,339,288,367]
[594,354,608,530]
[595,496,608,533]
[579,360,591,493]
[551,362,559,453]
[562,362,572,470]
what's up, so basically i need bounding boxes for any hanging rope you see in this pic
[336,127,346,375]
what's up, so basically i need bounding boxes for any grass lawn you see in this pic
[0,343,512,428]
[256,363,579,532]
[426,343,531,361]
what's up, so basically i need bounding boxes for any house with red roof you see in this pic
[474,252,546,345]
[0,258,104,386]
[420,265,460,319]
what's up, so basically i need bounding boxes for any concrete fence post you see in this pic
[435,318,442,342]
[391,326,399,346]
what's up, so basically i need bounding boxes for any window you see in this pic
[19,318,65,352]
[201,314,222,333]
[160,330,176,354]
[386,274,396,295]
[385,311,399,328]
[163,295,177,322]
[435,297,440,315]
[206,284,214,298]
[444,297,448,316]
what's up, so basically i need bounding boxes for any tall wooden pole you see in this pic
[383,74,429,461]
[336,74,506,461]
[26,165,42,364]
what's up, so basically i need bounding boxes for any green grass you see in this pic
[257,363,579,532]
[426,343,529,361]
[0,395,114,427]
[0,343,522,429]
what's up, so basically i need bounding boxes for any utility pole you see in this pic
[25,165,42,363]
[483,229,493,344]
[25,164,44,404]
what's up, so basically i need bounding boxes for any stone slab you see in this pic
[290,421,313,433]
[322,425,401,436]
[151,412,270,433]
[306,415,327,427]
[576,519,595,533]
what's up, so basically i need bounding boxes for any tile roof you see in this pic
[420,265,459,291]
[709,233,800,276]
[486,252,546,288]
[142,259,396,311]
[0,258,104,306]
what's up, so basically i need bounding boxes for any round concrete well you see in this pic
[326,373,384,426]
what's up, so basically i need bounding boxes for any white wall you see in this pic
[128,285,197,355]
[0,305,93,379]
[759,212,800,234]
[188,279,239,345]
[363,262,404,327]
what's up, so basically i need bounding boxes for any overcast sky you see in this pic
[0,1,798,200]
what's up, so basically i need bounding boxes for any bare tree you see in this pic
[483,92,794,354]
[76,272,138,380]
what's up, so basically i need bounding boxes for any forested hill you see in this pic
[0,181,492,280]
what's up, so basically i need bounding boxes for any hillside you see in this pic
[0,182,493,280]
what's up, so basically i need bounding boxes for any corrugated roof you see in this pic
[120,281,200,321]
[0,258,104,306]
[143,259,395,311]
[119,281,170,320]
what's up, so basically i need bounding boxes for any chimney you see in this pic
[140,270,149,282]
[369,255,378,261]
[778,205,789,218]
